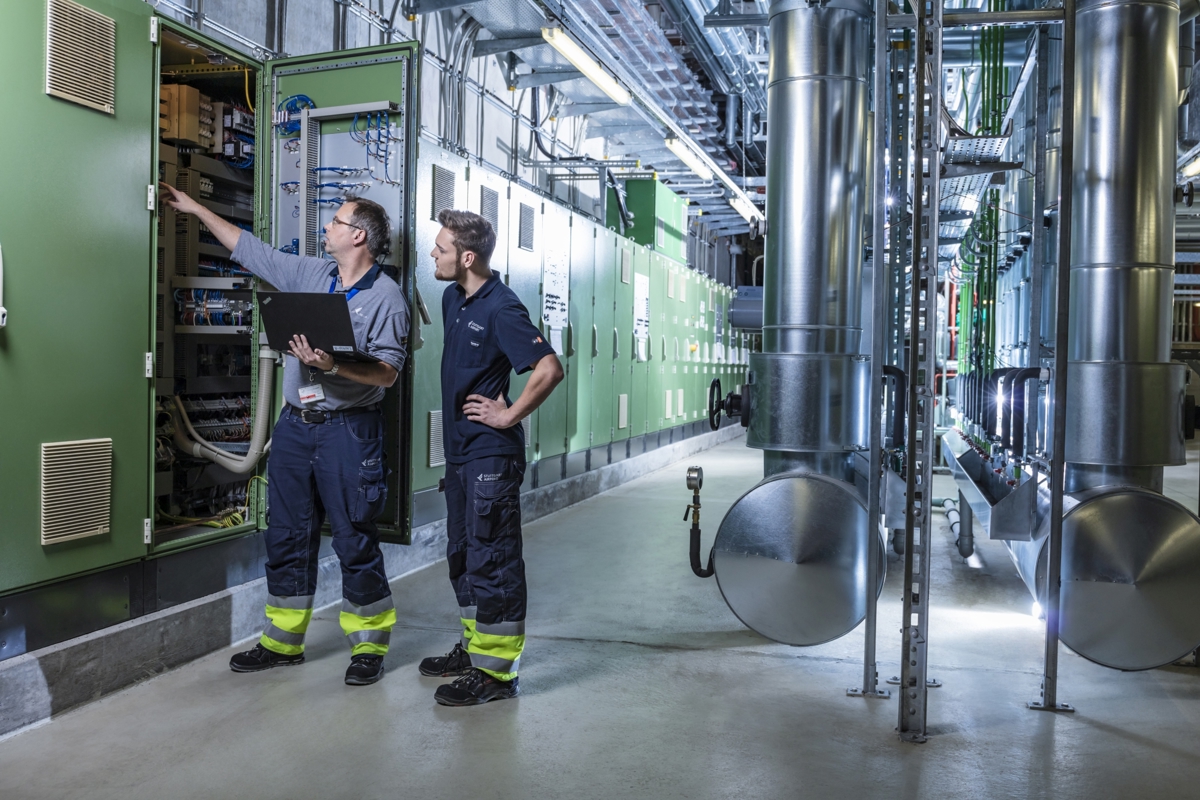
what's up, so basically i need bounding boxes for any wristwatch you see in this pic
[324,362,339,376]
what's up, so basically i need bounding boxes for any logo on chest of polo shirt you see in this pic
[468,321,484,332]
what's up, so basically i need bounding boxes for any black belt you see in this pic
[287,404,379,424]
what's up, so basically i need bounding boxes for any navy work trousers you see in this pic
[444,454,527,677]
[264,406,391,607]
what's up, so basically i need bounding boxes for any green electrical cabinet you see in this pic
[648,251,669,435]
[566,213,595,464]
[607,179,688,264]
[265,42,420,544]
[411,149,468,499]
[506,182,544,484]
[590,229,617,454]
[0,0,157,595]
[535,202,571,477]
[628,245,651,441]
[612,238,635,447]
[0,0,424,602]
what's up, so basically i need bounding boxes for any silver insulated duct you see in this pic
[708,0,877,646]
[1009,0,1200,670]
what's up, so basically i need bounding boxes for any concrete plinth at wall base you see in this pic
[0,425,744,738]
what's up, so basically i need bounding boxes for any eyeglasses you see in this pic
[330,216,362,231]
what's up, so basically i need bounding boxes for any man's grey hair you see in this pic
[343,195,392,260]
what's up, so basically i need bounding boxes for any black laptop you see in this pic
[257,292,379,363]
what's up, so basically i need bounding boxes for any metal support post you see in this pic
[887,54,910,370]
[849,0,893,702]
[1029,0,1076,715]
[1025,27,1050,453]
[898,0,942,744]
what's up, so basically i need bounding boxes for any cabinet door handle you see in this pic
[592,324,598,358]
[0,240,7,328]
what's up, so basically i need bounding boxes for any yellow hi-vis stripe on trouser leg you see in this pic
[459,605,477,648]
[340,597,397,656]
[261,594,315,656]
[468,620,524,681]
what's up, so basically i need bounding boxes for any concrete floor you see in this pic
[2,438,1200,799]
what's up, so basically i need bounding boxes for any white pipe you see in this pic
[171,349,277,474]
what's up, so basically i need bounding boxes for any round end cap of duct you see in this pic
[1060,488,1200,671]
[713,472,881,646]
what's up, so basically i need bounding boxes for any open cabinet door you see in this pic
[0,0,155,599]
[262,43,420,544]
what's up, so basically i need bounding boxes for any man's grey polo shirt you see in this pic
[232,233,409,410]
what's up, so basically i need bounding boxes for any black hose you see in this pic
[690,526,715,578]
[609,173,632,234]
[1004,368,1042,455]
[883,365,906,447]
[530,87,587,163]
[685,487,714,578]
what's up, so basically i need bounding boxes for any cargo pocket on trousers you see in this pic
[473,479,521,540]
[354,462,389,522]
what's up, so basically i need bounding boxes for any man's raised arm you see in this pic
[160,182,243,252]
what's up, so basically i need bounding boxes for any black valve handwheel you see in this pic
[708,377,723,431]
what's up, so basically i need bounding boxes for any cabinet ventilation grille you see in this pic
[41,438,113,546]
[432,165,455,221]
[518,203,535,251]
[620,249,631,283]
[618,394,629,430]
[428,410,445,468]
[480,186,499,233]
[522,416,532,450]
[45,0,116,115]
[156,294,164,331]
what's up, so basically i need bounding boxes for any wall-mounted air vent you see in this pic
[432,165,455,221]
[45,0,116,115]
[41,438,112,546]
[518,203,535,251]
[480,186,499,233]
[428,410,445,468]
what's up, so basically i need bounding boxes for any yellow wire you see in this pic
[244,67,254,113]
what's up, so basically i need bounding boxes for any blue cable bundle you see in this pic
[275,94,316,135]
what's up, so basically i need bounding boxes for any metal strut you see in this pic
[898,0,942,744]
[1028,0,1076,716]
[848,0,893,703]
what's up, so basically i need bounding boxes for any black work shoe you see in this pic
[345,654,386,686]
[229,643,305,673]
[419,642,472,677]
[434,668,520,706]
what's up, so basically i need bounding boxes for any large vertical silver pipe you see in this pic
[1006,0,1200,672]
[706,0,878,649]
[750,0,871,477]
[1065,0,1185,481]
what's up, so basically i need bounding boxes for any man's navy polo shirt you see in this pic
[441,270,556,464]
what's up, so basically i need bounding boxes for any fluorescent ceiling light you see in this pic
[664,137,714,182]
[541,27,630,106]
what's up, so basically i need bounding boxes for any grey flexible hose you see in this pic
[171,349,276,474]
